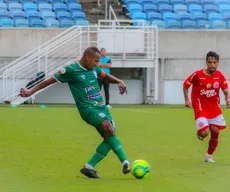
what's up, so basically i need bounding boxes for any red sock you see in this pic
[207,131,219,155]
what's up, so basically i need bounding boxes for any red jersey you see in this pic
[183,69,228,119]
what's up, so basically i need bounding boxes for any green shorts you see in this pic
[80,105,116,135]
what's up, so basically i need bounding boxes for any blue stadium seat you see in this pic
[64,0,79,5]
[15,18,29,27]
[131,12,147,19]
[204,4,219,14]
[29,18,45,27]
[133,20,149,26]
[67,3,82,12]
[188,4,203,13]
[185,0,199,5]
[52,3,67,12]
[158,4,173,14]
[20,0,36,4]
[41,11,55,19]
[27,11,41,20]
[75,19,89,25]
[216,0,230,6]
[163,12,177,20]
[6,0,20,4]
[170,0,184,5]
[182,20,197,28]
[23,3,37,12]
[155,0,170,5]
[11,11,25,19]
[196,19,210,28]
[177,12,193,21]
[200,0,215,6]
[208,12,222,20]
[210,19,227,28]
[148,12,162,20]
[130,10,143,18]
[151,19,166,28]
[0,19,14,27]
[128,3,142,12]
[0,2,7,11]
[36,0,49,4]
[219,4,230,14]
[125,0,138,6]
[59,19,74,28]
[193,12,208,21]
[222,12,230,21]
[38,3,52,12]
[0,11,11,19]
[71,11,86,20]
[56,11,71,20]
[44,18,59,27]
[174,4,188,13]
[227,20,230,28]
[8,3,22,11]
[50,0,64,4]
[143,3,157,14]
[165,19,181,28]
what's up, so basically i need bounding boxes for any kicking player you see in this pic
[183,51,230,163]
[20,46,130,178]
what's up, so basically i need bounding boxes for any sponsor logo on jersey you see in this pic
[88,92,101,99]
[213,82,219,88]
[200,89,216,97]
[206,83,211,88]
[85,84,99,93]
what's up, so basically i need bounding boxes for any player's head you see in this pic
[82,46,101,70]
[100,48,106,57]
[206,51,219,74]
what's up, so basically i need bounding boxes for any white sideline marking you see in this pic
[112,108,163,114]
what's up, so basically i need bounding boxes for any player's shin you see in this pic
[207,131,219,155]
[85,141,111,169]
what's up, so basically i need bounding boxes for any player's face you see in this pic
[100,49,106,57]
[206,56,219,74]
[86,53,101,70]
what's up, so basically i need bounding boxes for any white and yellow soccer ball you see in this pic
[131,159,150,179]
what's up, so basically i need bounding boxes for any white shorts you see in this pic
[195,114,226,132]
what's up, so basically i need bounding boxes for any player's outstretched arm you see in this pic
[20,77,57,97]
[222,89,230,108]
[103,74,127,95]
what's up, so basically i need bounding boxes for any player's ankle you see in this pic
[85,163,94,170]
[122,160,130,165]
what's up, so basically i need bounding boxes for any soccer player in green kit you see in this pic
[19,46,130,179]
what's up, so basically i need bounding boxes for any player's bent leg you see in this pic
[100,119,131,174]
[196,117,210,141]
[197,128,209,141]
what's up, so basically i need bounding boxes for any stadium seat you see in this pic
[158,4,173,14]
[204,4,219,14]
[182,20,197,28]
[210,19,227,28]
[38,3,52,12]
[0,2,7,12]
[36,0,49,4]
[6,0,20,4]
[128,3,142,12]
[29,18,45,27]
[173,4,188,13]
[75,19,89,26]
[8,3,23,12]
[44,18,59,27]
[170,0,184,5]
[14,18,29,27]
[23,3,37,12]
[71,11,86,20]
[50,0,64,4]
[11,11,25,19]
[163,12,177,20]
[41,11,55,19]
[208,12,222,20]
[64,0,79,5]
[67,3,82,12]
[143,3,157,14]
[185,0,199,5]
[140,0,154,5]
[0,19,14,27]
[148,12,162,20]
[196,19,210,28]
[59,19,74,28]
[56,11,71,20]
[52,3,67,12]
[227,20,230,28]
[200,0,215,6]
[155,0,170,6]
[222,12,230,21]
[131,12,147,19]
[165,19,182,28]
[151,19,166,28]
[177,12,193,21]
[219,4,230,14]
[27,11,41,20]
[0,11,11,19]
[193,12,208,21]
[216,0,230,6]
[188,4,203,14]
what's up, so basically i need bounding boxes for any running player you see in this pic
[183,51,230,163]
[20,46,130,178]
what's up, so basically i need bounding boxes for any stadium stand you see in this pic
[122,0,230,28]
[0,0,89,27]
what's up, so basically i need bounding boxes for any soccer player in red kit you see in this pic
[183,51,230,163]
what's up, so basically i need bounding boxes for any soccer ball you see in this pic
[131,159,150,179]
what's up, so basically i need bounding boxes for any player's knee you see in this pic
[209,125,219,132]
[198,128,209,138]
[101,120,115,137]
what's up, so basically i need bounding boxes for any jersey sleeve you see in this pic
[220,73,228,90]
[183,71,198,89]
[94,66,107,79]
[53,66,73,83]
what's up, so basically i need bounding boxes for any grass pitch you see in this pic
[1,105,230,192]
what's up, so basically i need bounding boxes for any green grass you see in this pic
[1,105,230,192]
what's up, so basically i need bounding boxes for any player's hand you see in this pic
[185,99,192,108]
[226,99,230,108]
[118,80,127,95]
[19,88,32,97]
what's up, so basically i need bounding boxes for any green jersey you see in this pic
[54,62,105,110]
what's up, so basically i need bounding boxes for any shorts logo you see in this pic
[213,82,219,88]
[61,68,66,74]
[199,122,204,128]
[206,83,211,88]
[99,113,105,118]
[81,74,85,79]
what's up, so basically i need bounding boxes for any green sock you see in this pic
[87,141,111,167]
[107,135,127,162]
